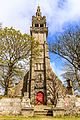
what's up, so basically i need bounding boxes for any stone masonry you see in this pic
[0,95,80,116]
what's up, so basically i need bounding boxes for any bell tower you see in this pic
[13,6,66,103]
[30,6,49,105]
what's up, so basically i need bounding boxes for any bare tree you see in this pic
[47,68,66,106]
[49,26,80,86]
[62,63,80,92]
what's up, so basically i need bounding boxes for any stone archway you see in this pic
[36,91,44,105]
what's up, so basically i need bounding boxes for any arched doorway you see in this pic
[36,91,44,105]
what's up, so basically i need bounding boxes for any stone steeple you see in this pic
[30,6,49,105]
[30,6,48,36]
[36,5,42,17]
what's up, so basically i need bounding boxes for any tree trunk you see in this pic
[4,83,9,96]
[4,63,13,96]
[75,68,80,86]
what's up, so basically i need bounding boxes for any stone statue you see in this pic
[21,92,31,108]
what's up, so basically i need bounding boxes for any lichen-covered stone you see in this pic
[0,98,21,115]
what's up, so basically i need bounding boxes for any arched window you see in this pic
[35,63,38,70]
[35,24,39,27]
[35,63,44,70]
[39,74,42,81]
[40,24,43,27]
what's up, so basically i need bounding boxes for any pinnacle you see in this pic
[36,5,42,17]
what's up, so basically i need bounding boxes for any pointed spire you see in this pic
[36,5,42,17]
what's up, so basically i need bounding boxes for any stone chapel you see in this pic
[13,6,66,105]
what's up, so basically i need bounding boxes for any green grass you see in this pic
[0,116,80,120]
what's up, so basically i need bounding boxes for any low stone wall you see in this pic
[0,95,80,116]
[53,95,80,116]
[0,97,34,116]
[64,96,80,115]
[53,108,65,116]
[0,98,21,115]
[21,108,34,116]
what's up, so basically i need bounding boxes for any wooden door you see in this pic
[36,91,44,105]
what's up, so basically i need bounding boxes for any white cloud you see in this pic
[0,0,80,81]
[0,0,80,34]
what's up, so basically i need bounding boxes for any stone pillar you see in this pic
[21,92,34,116]
[66,79,74,95]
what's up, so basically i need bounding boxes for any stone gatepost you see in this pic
[21,92,34,116]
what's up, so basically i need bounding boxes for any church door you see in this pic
[36,91,44,105]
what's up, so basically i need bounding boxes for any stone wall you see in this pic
[54,95,80,116]
[0,98,21,115]
[0,95,80,116]
[0,96,34,116]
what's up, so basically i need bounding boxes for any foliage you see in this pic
[0,27,39,95]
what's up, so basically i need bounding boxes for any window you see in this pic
[35,63,44,70]
[39,74,42,80]
[35,24,39,27]
[35,63,38,70]
[40,24,43,27]
[38,63,43,70]
[39,63,41,70]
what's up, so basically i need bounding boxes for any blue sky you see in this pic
[0,0,80,82]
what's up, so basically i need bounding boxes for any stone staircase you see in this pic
[34,105,53,116]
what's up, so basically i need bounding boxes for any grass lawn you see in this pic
[0,116,80,120]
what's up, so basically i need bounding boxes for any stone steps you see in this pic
[34,110,53,116]
[34,105,53,116]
